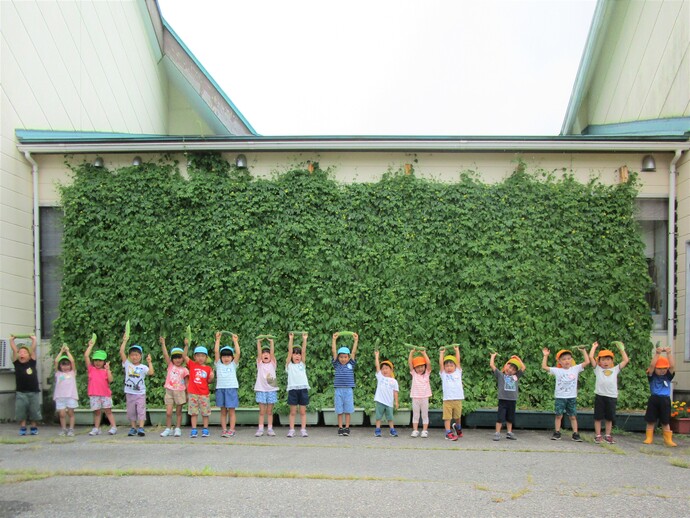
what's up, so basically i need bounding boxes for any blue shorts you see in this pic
[288,388,309,406]
[334,387,354,414]
[255,390,278,405]
[555,398,577,416]
[216,388,239,408]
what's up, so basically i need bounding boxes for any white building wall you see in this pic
[584,0,690,127]
[0,0,170,411]
[675,154,690,391]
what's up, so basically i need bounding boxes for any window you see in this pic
[636,199,668,331]
[39,207,63,338]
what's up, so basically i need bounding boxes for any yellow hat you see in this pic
[443,355,457,365]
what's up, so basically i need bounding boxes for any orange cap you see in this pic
[655,357,670,369]
[411,356,426,368]
[555,349,572,361]
[596,350,615,360]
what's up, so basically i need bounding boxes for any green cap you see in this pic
[57,355,70,363]
[92,350,107,361]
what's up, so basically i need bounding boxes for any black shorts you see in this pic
[287,388,309,407]
[645,395,672,425]
[497,399,516,424]
[593,394,617,421]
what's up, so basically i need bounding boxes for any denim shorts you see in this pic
[255,390,278,405]
[334,387,354,414]
[216,388,239,408]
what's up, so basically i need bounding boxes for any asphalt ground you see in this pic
[0,422,688,517]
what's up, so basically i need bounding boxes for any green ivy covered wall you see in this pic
[55,153,653,412]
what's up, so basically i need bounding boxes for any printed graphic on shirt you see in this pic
[192,368,208,386]
[125,364,147,392]
[602,369,613,377]
[556,372,578,394]
[503,374,518,392]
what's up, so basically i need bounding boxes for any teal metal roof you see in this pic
[583,118,690,137]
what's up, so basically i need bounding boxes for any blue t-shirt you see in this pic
[332,358,357,388]
[648,371,674,397]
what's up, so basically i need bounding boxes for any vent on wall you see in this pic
[0,339,14,369]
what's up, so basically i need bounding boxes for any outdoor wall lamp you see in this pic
[132,156,143,166]
[235,154,247,168]
[641,155,656,172]
[93,157,104,167]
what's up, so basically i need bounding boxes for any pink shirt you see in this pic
[54,369,78,400]
[87,364,111,397]
[409,368,432,398]
[164,362,189,391]
[254,359,279,392]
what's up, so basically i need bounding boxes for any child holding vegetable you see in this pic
[254,336,278,437]
[85,338,117,435]
[119,332,154,437]
[490,352,525,441]
[439,345,464,441]
[184,341,214,438]
[541,347,589,442]
[374,350,399,437]
[643,347,676,447]
[408,347,431,438]
[53,345,78,436]
[215,331,241,438]
[331,332,359,436]
[9,334,41,436]
[159,337,189,438]
[589,341,629,444]
[286,332,310,437]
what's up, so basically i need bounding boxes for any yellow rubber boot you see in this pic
[663,430,677,447]
[643,429,654,444]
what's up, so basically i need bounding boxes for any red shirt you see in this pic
[187,360,212,396]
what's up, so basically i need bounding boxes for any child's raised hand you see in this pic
[184,337,189,346]
[374,350,379,357]
[542,347,550,356]
[353,332,359,341]
[215,331,221,340]
[104,361,110,370]
[268,338,274,346]
[88,339,94,347]
[146,354,152,363]
[159,336,165,346]
[591,341,599,349]
[232,334,239,344]
[333,332,339,339]
[302,332,308,339]
[289,332,294,340]
[490,352,497,359]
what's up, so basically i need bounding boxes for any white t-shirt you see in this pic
[215,360,239,389]
[549,364,584,398]
[439,369,464,400]
[286,362,310,390]
[594,364,621,398]
[122,360,150,395]
[374,371,399,407]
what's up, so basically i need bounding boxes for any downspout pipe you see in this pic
[668,149,683,400]
[22,150,42,397]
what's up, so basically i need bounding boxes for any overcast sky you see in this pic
[158,0,597,136]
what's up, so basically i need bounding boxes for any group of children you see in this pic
[7,333,681,447]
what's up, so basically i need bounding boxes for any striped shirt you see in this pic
[409,368,432,398]
[332,358,357,387]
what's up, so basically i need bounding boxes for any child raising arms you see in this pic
[439,345,464,441]
[589,341,629,444]
[119,331,154,437]
[490,353,525,441]
[373,350,399,437]
[215,332,241,438]
[285,332,310,437]
[408,348,431,438]
[643,347,676,447]
[331,332,359,436]
[84,339,117,435]
[9,334,41,436]
[159,337,189,437]
[184,340,214,438]
[254,336,278,437]
[53,345,78,437]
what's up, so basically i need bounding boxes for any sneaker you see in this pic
[594,434,603,444]
[374,428,382,438]
[551,431,562,441]
[604,435,615,444]
[89,427,101,436]
[572,432,583,442]
[201,428,209,438]
[343,427,350,436]
[453,423,463,438]
[338,427,344,436]
[420,430,428,438]
[287,429,296,438]
[255,428,264,437]
[67,428,75,437]
[58,428,67,437]
[300,429,309,437]
[160,428,172,437]
[506,432,517,440]
[173,427,181,437]
[411,430,420,438]
[493,432,501,441]
[128,427,137,436]
[221,430,229,438]
[30,427,38,436]
[390,428,398,437]
[137,427,146,437]
[108,427,117,435]
[19,427,27,436]
[190,428,198,438]
[445,431,458,441]
[266,428,276,437]
[227,430,236,437]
